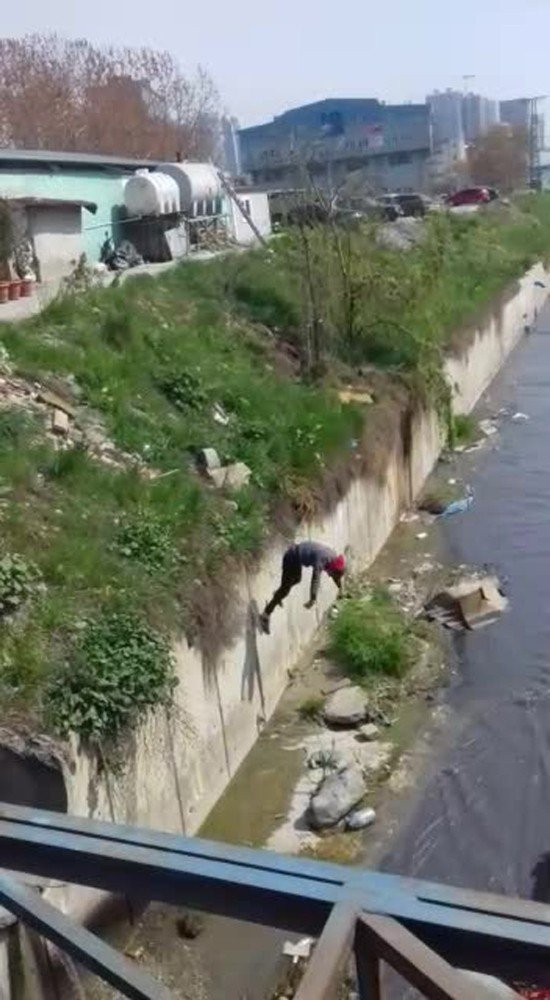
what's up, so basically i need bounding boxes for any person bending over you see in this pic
[260,541,345,634]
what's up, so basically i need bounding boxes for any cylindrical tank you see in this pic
[124,171,180,217]
[159,162,222,212]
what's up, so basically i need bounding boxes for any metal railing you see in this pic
[0,801,546,998]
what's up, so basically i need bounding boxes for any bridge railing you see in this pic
[0,801,545,999]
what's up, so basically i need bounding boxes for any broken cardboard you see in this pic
[423,575,508,632]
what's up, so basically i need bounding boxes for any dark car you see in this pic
[446,187,491,207]
[378,193,426,218]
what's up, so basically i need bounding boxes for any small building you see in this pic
[0,148,158,270]
[7,196,97,282]
[227,188,271,245]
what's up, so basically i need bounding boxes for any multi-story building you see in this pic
[427,90,464,149]
[462,93,499,142]
[428,89,499,150]
[238,98,432,195]
[500,98,545,149]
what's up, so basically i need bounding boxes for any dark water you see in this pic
[382,308,550,904]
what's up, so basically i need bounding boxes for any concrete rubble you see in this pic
[208,461,251,491]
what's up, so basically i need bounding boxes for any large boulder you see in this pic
[323,686,369,727]
[308,765,366,829]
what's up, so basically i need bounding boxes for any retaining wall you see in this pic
[63,263,549,841]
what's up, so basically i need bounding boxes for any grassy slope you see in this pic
[1,195,549,733]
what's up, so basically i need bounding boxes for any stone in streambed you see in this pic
[307,765,366,829]
[323,686,369,727]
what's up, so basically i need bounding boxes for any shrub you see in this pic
[298,695,324,721]
[114,511,174,572]
[450,414,478,448]
[48,611,175,743]
[0,554,41,618]
[158,368,207,411]
[329,590,410,681]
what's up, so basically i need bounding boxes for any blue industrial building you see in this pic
[238,98,432,194]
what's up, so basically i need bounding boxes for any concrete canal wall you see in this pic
[62,263,548,843]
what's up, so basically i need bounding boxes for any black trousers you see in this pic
[264,546,302,615]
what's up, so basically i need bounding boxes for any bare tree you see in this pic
[467,124,528,192]
[0,35,220,160]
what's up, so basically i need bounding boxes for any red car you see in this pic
[446,186,491,207]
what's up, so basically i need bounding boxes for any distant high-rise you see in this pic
[427,90,464,148]
[221,116,242,177]
[500,98,545,148]
[428,89,499,150]
[462,93,499,142]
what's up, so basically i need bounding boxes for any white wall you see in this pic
[28,207,83,283]
[229,191,272,245]
[62,265,548,849]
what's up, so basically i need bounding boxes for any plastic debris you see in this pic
[511,412,529,422]
[416,531,428,540]
[438,486,474,519]
[212,402,230,425]
[345,806,376,831]
[283,937,314,962]
[479,418,498,437]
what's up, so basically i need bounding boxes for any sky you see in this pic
[3,0,550,128]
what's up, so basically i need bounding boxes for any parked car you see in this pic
[377,193,426,218]
[372,196,404,222]
[446,187,491,207]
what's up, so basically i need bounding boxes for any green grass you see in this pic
[451,414,479,448]
[297,695,324,721]
[1,194,550,739]
[329,589,412,681]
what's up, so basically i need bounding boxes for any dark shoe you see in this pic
[259,612,271,635]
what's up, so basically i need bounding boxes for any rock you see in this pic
[209,462,251,491]
[175,912,204,939]
[51,409,69,436]
[345,806,376,831]
[38,389,76,417]
[323,686,369,727]
[197,447,221,472]
[308,765,366,829]
[357,723,380,742]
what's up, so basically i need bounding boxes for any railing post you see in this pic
[355,918,381,1000]
[293,902,358,1000]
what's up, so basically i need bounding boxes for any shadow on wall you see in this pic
[241,599,266,720]
[0,746,67,813]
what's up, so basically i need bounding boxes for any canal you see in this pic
[382,304,550,905]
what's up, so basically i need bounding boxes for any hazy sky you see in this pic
[3,0,549,126]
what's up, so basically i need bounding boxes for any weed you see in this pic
[159,368,208,411]
[114,510,174,572]
[329,589,412,681]
[450,414,479,448]
[297,695,324,721]
[0,554,41,619]
[47,611,175,743]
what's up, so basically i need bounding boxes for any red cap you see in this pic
[327,554,345,573]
